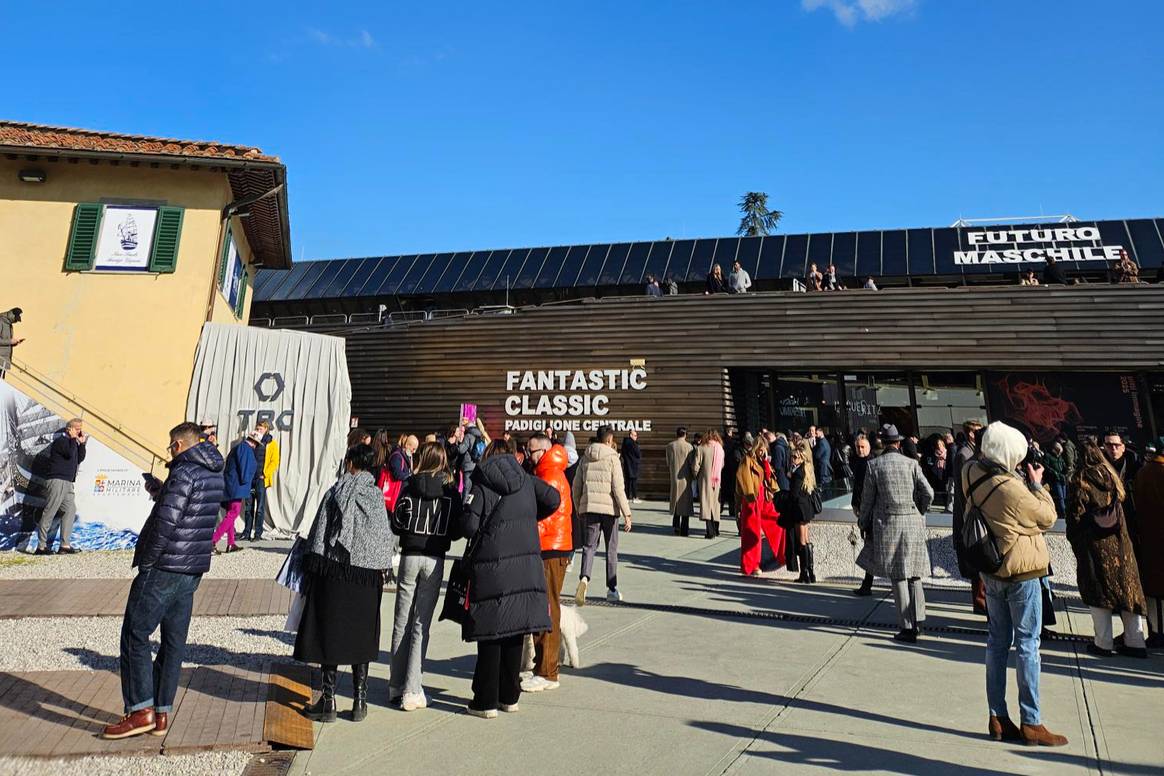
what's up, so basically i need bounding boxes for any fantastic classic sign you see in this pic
[954,226,1125,265]
[503,368,652,433]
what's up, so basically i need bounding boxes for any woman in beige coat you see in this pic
[573,427,633,604]
[692,431,726,539]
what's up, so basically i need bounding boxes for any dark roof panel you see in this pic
[253,219,1162,302]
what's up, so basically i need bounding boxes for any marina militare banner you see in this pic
[186,323,352,536]
[0,380,154,550]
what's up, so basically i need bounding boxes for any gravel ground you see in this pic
[0,615,292,673]
[0,751,253,776]
[0,543,289,580]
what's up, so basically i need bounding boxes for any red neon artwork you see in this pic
[994,376,1083,441]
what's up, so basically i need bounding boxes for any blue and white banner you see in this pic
[0,380,153,550]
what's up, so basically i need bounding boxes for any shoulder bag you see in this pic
[1087,497,1124,539]
[439,494,494,625]
[960,471,1006,575]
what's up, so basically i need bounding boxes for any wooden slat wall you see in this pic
[342,285,1164,496]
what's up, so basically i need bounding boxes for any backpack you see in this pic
[960,470,1006,575]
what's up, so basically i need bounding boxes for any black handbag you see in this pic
[960,472,1005,575]
[810,488,823,515]
[439,558,471,625]
[438,499,492,626]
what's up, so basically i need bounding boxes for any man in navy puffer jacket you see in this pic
[102,422,225,740]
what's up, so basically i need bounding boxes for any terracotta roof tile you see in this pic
[0,120,280,163]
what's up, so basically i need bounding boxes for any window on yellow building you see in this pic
[217,226,248,318]
[64,203,183,273]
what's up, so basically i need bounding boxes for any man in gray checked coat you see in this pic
[857,424,934,643]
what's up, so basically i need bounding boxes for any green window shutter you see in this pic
[234,270,249,318]
[63,203,103,271]
[218,226,233,290]
[148,207,184,273]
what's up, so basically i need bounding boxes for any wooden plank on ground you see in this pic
[263,662,314,750]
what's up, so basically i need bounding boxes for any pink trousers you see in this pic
[213,501,243,548]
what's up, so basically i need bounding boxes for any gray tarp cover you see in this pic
[186,323,351,535]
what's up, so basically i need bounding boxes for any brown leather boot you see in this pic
[988,715,1023,742]
[101,708,156,740]
[1021,723,1068,747]
[150,711,169,737]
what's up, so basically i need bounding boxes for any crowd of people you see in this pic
[639,247,1149,298]
[291,418,634,721]
[81,402,1160,747]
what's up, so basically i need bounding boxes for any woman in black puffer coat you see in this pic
[462,441,560,718]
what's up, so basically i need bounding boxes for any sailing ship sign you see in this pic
[95,206,158,270]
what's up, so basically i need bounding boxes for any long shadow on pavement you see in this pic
[690,721,1037,775]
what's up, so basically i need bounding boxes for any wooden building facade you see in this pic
[339,284,1164,497]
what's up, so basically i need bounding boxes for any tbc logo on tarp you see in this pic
[238,372,294,431]
[254,373,285,402]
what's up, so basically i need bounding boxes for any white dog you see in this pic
[522,604,589,673]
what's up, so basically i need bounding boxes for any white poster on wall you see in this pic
[95,206,157,270]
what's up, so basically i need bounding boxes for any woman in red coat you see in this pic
[736,438,786,576]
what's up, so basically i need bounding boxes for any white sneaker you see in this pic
[518,670,534,681]
[499,702,520,713]
[467,706,498,719]
[401,692,427,711]
[521,676,548,692]
[607,588,623,603]
[575,578,589,607]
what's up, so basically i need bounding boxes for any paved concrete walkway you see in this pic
[291,502,1162,776]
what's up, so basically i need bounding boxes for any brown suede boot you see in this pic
[988,715,1023,742]
[1021,723,1068,747]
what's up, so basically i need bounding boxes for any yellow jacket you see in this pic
[261,437,280,488]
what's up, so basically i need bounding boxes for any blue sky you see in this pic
[6,1,1162,259]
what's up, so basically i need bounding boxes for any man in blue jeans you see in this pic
[962,421,1067,747]
[102,422,225,740]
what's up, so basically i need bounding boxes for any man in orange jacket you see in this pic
[523,432,573,692]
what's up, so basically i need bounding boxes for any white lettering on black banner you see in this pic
[954,226,1124,266]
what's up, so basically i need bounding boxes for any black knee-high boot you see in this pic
[785,530,799,573]
[796,546,810,583]
[705,521,714,539]
[680,515,690,537]
[305,665,338,723]
[351,663,369,722]
[805,543,816,583]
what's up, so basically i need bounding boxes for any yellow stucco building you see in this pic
[0,121,291,468]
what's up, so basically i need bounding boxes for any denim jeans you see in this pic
[389,554,444,697]
[1049,483,1067,520]
[983,575,1042,725]
[119,567,202,713]
[242,484,266,540]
